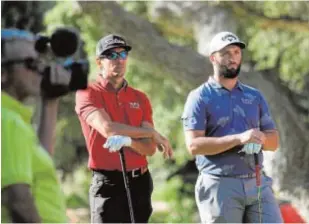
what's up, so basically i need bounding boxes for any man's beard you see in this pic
[218,63,241,79]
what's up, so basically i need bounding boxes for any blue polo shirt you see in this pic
[182,77,276,175]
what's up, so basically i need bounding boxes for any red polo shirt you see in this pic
[75,76,153,171]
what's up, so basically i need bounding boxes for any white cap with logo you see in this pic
[208,31,246,55]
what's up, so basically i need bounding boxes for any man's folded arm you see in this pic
[85,109,155,139]
[130,121,157,156]
[185,129,241,156]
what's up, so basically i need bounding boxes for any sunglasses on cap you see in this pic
[100,50,128,60]
[3,57,40,72]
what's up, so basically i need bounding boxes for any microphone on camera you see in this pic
[50,28,79,57]
[35,28,79,57]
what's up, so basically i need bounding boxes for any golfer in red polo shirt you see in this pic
[75,34,173,223]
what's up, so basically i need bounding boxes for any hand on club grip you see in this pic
[103,135,132,153]
[240,143,262,154]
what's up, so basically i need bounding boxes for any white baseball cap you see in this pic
[208,31,246,55]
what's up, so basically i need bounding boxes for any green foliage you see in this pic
[62,166,91,208]
[66,193,88,209]
[247,27,309,91]
[247,2,309,20]
[119,1,149,19]
[227,1,309,92]
[120,1,197,49]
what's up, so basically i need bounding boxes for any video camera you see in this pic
[35,27,88,98]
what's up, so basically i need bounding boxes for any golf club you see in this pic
[119,148,135,223]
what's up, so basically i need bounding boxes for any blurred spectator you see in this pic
[1,28,67,223]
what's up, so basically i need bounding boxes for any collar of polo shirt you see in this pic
[208,76,244,91]
[97,75,128,92]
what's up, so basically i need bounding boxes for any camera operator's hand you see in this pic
[40,62,71,98]
[38,96,60,155]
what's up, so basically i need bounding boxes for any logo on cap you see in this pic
[222,34,237,42]
[105,38,125,45]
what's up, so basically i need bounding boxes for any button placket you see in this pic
[117,93,123,106]
[229,91,234,127]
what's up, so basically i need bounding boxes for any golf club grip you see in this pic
[119,148,135,223]
[254,154,261,187]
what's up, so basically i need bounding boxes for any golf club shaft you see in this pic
[119,148,135,223]
[254,153,262,223]
[254,154,261,186]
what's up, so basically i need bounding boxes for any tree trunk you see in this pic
[78,1,309,221]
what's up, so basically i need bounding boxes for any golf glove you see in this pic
[103,135,132,153]
[240,143,262,154]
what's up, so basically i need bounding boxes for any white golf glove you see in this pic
[103,135,132,153]
[240,143,262,154]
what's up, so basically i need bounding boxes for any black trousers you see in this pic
[89,169,153,223]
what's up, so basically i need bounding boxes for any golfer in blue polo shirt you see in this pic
[182,31,283,223]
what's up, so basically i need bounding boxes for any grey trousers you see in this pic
[195,173,283,223]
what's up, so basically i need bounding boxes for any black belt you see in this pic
[221,173,257,178]
[205,172,265,179]
[92,166,148,178]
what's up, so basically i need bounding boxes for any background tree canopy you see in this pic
[2,1,309,222]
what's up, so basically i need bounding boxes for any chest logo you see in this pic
[241,98,254,104]
[242,93,256,105]
[129,102,140,109]
[217,116,230,127]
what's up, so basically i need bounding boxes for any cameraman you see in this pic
[1,28,67,222]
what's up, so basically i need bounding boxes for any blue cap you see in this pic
[1,28,35,41]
